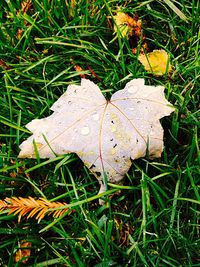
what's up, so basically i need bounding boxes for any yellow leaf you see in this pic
[138,49,173,76]
[113,12,137,37]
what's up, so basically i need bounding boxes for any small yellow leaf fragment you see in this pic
[113,12,137,37]
[138,49,173,76]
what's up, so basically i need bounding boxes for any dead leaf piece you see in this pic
[113,12,139,37]
[19,79,174,198]
[73,64,86,78]
[138,49,173,76]
[113,12,148,54]
[15,241,32,264]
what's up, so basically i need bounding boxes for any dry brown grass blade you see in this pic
[0,197,71,222]
[0,59,10,70]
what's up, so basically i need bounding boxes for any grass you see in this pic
[0,0,199,266]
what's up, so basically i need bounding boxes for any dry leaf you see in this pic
[112,11,149,54]
[113,11,139,37]
[19,79,174,200]
[73,64,86,79]
[138,49,173,76]
[15,241,32,264]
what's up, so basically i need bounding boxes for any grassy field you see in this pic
[0,0,199,266]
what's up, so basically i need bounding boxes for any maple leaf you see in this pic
[138,49,173,76]
[19,79,174,200]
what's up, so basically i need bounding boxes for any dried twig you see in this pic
[87,65,106,88]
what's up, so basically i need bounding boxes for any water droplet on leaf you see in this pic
[81,126,90,135]
[128,86,138,94]
[92,113,99,121]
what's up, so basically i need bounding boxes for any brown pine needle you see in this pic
[0,197,71,223]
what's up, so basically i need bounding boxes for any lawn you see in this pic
[0,0,199,266]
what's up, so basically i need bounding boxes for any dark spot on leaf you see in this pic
[68,101,72,104]
[96,172,101,177]
[111,120,114,124]
[136,138,138,143]
[137,101,141,103]
[113,144,117,148]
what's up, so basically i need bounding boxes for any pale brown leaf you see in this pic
[18,79,174,201]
